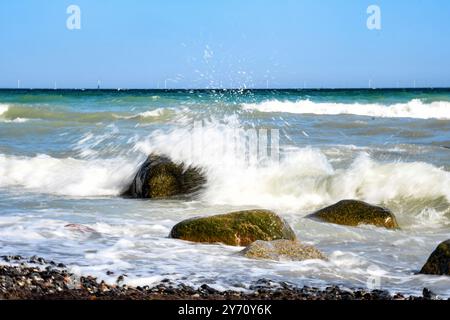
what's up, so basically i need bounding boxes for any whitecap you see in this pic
[242,99,450,120]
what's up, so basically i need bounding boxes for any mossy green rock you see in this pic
[123,154,206,199]
[241,240,326,261]
[169,210,297,246]
[420,240,450,276]
[308,200,399,229]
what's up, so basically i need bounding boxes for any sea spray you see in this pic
[132,118,450,214]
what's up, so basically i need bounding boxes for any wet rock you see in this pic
[420,239,450,276]
[29,256,47,265]
[308,200,399,229]
[200,284,218,295]
[1,255,23,262]
[169,209,296,246]
[423,288,437,300]
[123,154,206,199]
[116,275,127,285]
[241,239,326,261]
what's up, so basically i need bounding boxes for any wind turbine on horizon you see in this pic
[165,78,177,89]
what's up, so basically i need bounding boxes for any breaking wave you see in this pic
[242,99,450,120]
[1,116,449,223]
[0,104,177,123]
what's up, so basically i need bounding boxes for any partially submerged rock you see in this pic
[420,239,450,276]
[65,224,98,234]
[308,200,399,229]
[123,154,206,199]
[241,240,327,261]
[169,209,296,246]
[64,224,101,238]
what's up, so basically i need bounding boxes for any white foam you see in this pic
[137,108,167,118]
[3,118,30,123]
[0,104,9,116]
[2,115,450,225]
[242,99,450,119]
[1,115,449,224]
[113,108,178,121]
[203,151,450,211]
[411,208,450,229]
[134,118,450,214]
[0,154,136,196]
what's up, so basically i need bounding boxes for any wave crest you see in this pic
[0,154,136,196]
[242,99,450,119]
[132,119,450,215]
[0,104,177,123]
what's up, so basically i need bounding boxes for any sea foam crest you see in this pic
[0,154,136,196]
[242,99,450,119]
[0,104,9,116]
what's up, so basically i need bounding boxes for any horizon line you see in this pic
[1,86,450,91]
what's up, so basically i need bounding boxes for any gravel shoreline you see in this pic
[0,255,443,300]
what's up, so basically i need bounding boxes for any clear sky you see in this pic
[1,0,450,89]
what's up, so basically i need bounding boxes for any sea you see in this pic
[0,88,449,297]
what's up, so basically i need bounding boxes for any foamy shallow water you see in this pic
[1,89,450,297]
[1,191,449,296]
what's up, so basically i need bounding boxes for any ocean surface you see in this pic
[1,88,450,296]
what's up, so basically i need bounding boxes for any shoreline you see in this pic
[0,255,442,300]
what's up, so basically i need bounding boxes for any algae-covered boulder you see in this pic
[308,200,398,229]
[241,239,327,261]
[420,240,450,276]
[169,210,296,246]
[123,154,206,199]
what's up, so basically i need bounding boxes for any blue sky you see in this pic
[1,0,449,89]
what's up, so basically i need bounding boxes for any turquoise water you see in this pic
[1,89,450,296]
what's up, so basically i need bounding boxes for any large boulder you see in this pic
[241,239,327,261]
[123,154,206,199]
[420,240,450,276]
[308,200,399,229]
[169,209,296,246]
